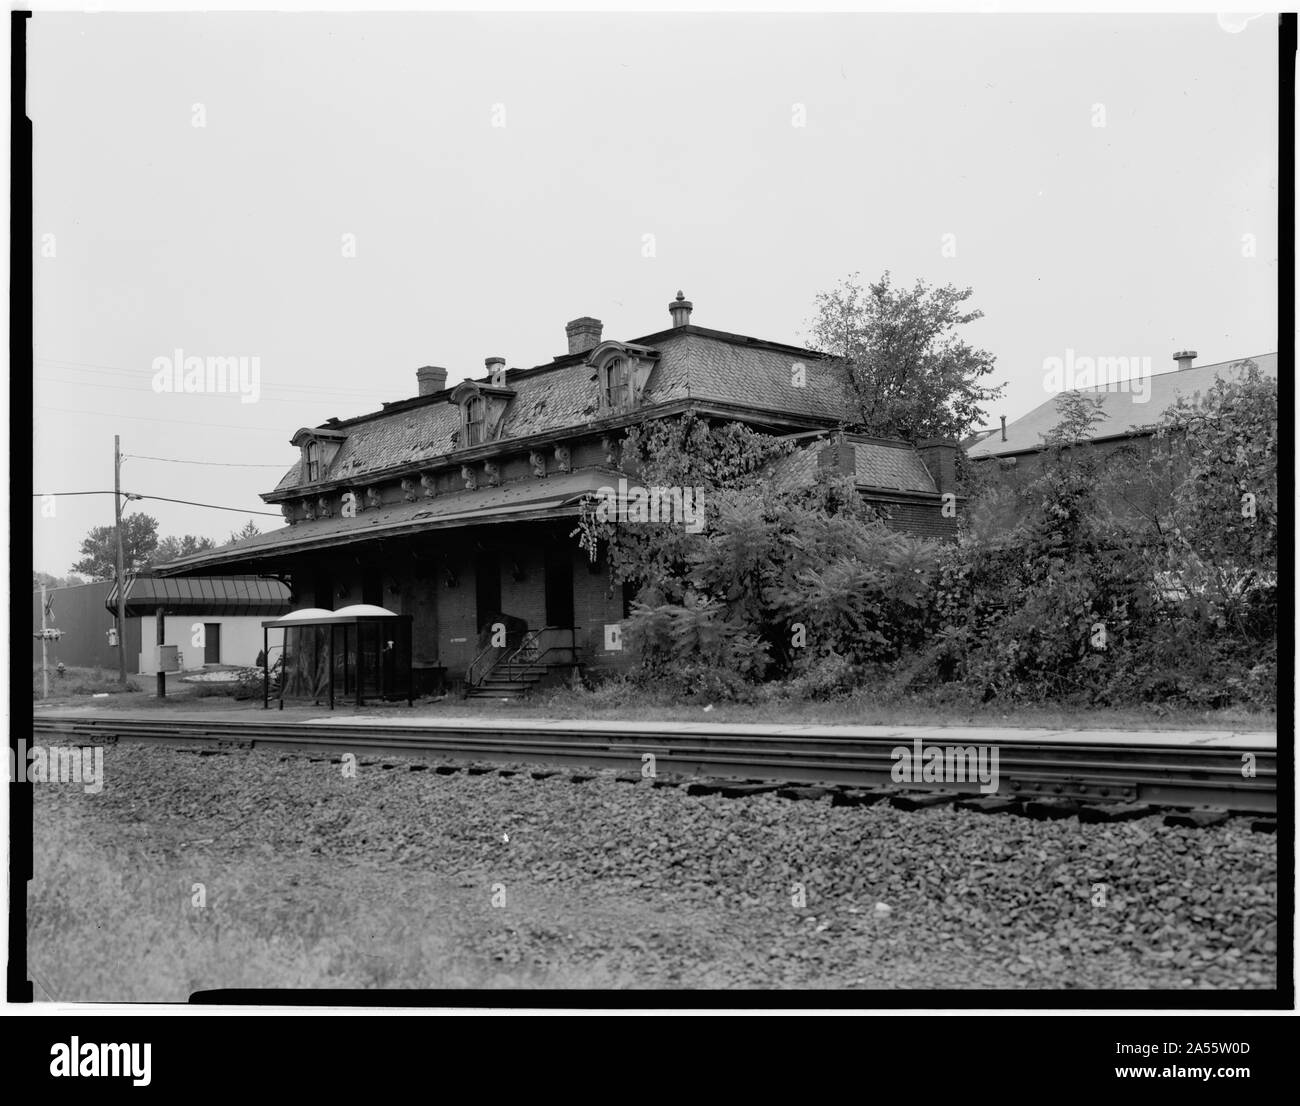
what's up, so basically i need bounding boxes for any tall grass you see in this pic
[28,813,637,999]
[33,665,141,698]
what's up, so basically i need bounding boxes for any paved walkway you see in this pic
[38,705,1277,749]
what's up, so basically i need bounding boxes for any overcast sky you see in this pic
[30,11,1279,577]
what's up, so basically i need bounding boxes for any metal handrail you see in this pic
[502,626,579,681]
[467,625,580,688]
[504,642,578,682]
[501,626,579,681]
[466,640,499,689]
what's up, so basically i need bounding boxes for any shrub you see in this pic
[624,593,768,700]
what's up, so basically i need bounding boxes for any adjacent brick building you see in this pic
[157,292,959,693]
[968,352,1277,474]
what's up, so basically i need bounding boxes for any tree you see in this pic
[1040,390,1108,448]
[806,271,1003,442]
[150,534,218,566]
[33,571,84,590]
[931,366,1277,710]
[574,414,938,697]
[229,519,262,543]
[71,514,159,580]
[574,412,795,601]
[928,397,1150,704]
[1125,360,1278,649]
[1156,360,1277,581]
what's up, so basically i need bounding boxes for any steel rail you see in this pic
[31,715,1277,813]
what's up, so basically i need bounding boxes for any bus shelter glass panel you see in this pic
[281,625,330,702]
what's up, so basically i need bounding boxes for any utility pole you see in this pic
[156,606,166,698]
[39,582,49,699]
[114,435,128,685]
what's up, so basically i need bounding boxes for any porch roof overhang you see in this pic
[154,469,621,578]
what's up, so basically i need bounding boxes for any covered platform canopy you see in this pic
[262,605,413,709]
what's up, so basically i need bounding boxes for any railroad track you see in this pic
[30,714,1277,815]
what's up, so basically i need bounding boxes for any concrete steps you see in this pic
[465,665,551,700]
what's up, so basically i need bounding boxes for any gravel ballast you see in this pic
[28,742,1277,997]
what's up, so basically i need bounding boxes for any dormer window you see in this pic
[465,395,486,446]
[602,358,633,409]
[291,426,348,487]
[450,377,514,450]
[589,341,659,414]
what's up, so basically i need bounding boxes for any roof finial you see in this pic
[669,290,693,327]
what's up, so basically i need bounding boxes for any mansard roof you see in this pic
[267,324,851,500]
[768,434,940,497]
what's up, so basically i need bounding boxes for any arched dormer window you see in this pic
[465,395,486,446]
[290,426,348,487]
[589,341,659,414]
[602,357,633,409]
[450,378,515,452]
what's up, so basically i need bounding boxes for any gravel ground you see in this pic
[28,742,1277,997]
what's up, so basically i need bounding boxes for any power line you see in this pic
[36,372,359,409]
[35,404,290,432]
[136,493,281,517]
[32,490,281,517]
[37,353,385,394]
[35,355,394,399]
[126,453,287,469]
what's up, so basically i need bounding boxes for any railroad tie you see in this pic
[1163,809,1229,829]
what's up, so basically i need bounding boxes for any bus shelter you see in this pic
[261,605,413,709]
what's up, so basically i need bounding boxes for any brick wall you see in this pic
[916,439,958,494]
[871,498,960,541]
[500,546,547,631]
[438,545,481,674]
[573,551,627,667]
[360,526,628,680]
[970,434,1162,526]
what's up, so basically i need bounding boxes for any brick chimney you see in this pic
[485,356,506,384]
[817,435,856,475]
[917,438,958,494]
[669,290,693,328]
[565,317,603,355]
[1173,349,1197,371]
[416,366,448,396]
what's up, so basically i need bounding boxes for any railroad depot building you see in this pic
[157,293,960,695]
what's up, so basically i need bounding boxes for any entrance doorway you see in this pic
[203,623,221,665]
[475,552,501,632]
[544,548,574,628]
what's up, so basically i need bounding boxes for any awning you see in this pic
[105,574,292,617]
[154,469,621,577]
